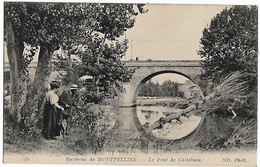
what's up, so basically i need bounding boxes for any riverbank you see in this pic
[136,97,187,107]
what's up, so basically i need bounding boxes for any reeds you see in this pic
[199,71,251,114]
[224,115,257,148]
[197,71,256,148]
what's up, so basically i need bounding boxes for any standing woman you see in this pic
[42,81,64,140]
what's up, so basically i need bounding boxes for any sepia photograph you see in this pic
[2,0,258,166]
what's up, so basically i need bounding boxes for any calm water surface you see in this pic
[101,105,203,140]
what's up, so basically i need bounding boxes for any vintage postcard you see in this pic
[2,1,258,167]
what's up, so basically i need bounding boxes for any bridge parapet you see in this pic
[123,60,202,67]
[4,60,202,72]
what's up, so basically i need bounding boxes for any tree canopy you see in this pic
[53,3,146,103]
[138,80,184,98]
[4,2,146,137]
[198,5,258,83]
[198,5,258,118]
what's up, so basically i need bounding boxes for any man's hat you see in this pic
[50,81,60,89]
[70,84,78,90]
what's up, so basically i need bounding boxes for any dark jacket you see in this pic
[58,90,78,116]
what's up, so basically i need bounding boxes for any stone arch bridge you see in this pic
[118,60,203,107]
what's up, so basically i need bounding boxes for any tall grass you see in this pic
[200,71,253,114]
[196,71,257,149]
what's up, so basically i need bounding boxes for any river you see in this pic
[102,105,202,140]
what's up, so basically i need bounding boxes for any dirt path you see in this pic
[40,136,67,154]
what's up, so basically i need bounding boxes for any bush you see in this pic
[64,104,112,154]
[3,99,43,153]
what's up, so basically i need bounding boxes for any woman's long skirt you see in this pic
[42,102,59,139]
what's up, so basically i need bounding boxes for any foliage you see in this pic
[192,111,257,150]
[77,41,135,103]
[199,71,256,116]
[5,2,146,138]
[196,6,258,149]
[3,99,18,144]
[138,80,184,98]
[64,104,113,154]
[91,3,146,40]
[4,2,97,134]
[195,78,211,96]
[197,5,257,122]
[225,119,257,148]
[198,5,258,83]
[4,97,42,150]
[54,3,146,103]
[5,2,99,50]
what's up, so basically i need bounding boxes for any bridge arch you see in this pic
[131,70,204,107]
[118,60,203,107]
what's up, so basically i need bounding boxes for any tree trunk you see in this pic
[5,20,25,120]
[146,104,197,132]
[21,44,53,123]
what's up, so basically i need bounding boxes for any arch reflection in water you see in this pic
[134,73,204,140]
[136,106,202,140]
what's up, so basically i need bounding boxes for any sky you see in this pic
[123,4,231,61]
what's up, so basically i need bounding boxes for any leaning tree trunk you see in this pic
[5,20,26,121]
[20,44,53,136]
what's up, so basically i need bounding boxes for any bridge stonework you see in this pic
[118,60,203,107]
